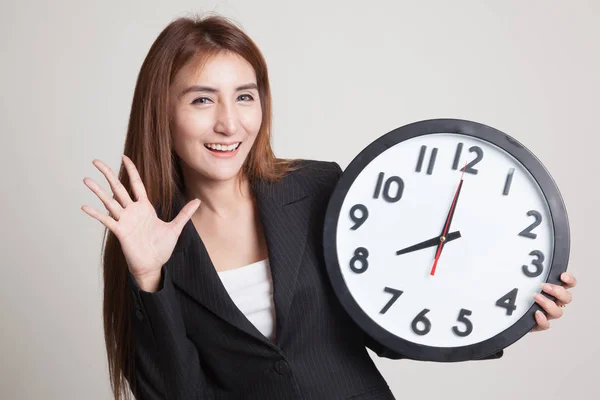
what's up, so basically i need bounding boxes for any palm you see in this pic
[116,199,179,276]
[81,155,200,279]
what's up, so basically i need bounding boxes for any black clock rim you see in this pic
[323,118,570,362]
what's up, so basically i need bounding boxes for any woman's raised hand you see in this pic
[82,155,200,284]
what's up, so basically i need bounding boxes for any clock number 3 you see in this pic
[349,247,369,273]
[522,250,545,278]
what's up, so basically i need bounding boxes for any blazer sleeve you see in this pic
[126,264,211,399]
[329,161,504,362]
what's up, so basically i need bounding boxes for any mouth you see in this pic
[203,142,241,153]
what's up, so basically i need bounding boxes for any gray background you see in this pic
[1,0,597,399]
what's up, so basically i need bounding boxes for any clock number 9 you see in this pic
[350,247,369,273]
[373,172,404,202]
[349,204,369,230]
[411,308,432,336]
[522,250,545,278]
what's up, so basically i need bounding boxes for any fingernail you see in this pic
[534,293,543,301]
[536,310,543,317]
[542,283,552,292]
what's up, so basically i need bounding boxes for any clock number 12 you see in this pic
[453,142,484,175]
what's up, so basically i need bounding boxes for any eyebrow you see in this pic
[179,83,259,97]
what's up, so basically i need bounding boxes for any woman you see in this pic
[81,15,577,400]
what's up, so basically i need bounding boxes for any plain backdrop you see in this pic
[1,1,598,399]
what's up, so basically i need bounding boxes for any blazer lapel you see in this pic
[166,173,312,348]
[253,174,311,344]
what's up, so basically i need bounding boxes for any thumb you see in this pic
[169,198,201,236]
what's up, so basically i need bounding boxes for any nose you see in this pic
[213,102,239,136]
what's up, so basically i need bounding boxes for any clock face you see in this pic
[323,119,570,361]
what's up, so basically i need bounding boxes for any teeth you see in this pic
[205,142,240,152]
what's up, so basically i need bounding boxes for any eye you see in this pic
[192,97,212,105]
[238,94,255,102]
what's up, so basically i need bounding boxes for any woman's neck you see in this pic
[184,171,253,219]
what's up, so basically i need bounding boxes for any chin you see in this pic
[198,161,245,182]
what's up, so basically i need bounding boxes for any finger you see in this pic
[169,199,201,236]
[541,283,572,305]
[122,155,148,202]
[531,310,550,332]
[561,272,577,289]
[92,159,133,208]
[81,204,119,234]
[534,292,563,320]
[83,177,123,220]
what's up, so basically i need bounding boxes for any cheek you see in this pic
[242,108,263,138]
[171,111,211,148]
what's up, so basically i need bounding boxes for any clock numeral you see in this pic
[496,288,518,316]
[453,143,484,175]
[411,308,432,336]
[349,247,369,274]
[379,287,403,314]
[416,145,438,175]
[518,210,542,239]
[522,250,545,278]
[349,204,369,230]
[452,308,473,337]
[503,168,515,195]
[373,172,404,203]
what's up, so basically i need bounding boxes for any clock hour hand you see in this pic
[396,231,461,256]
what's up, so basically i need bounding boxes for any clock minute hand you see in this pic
[396,231,462,256]
[430,161,467,276]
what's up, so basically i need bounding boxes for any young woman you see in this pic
[81,15,577,400]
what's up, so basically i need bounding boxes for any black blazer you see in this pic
[125,160,502,400]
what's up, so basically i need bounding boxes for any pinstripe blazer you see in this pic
[125,159,502,400]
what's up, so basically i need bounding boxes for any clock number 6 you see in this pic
[411,308,432,336]
[452,308,473,337]
[350,247,369,273]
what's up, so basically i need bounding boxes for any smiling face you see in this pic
[169,51,263,183]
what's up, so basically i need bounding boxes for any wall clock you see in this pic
[323,118,570,362]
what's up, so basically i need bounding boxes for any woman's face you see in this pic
[169,51,262,183]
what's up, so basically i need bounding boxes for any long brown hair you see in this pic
[100,14,297,399]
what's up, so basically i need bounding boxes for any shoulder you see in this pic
[283,158,343,194]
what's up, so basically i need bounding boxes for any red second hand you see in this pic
[430,161,467,276]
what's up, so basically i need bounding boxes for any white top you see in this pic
[217,259,276,341]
